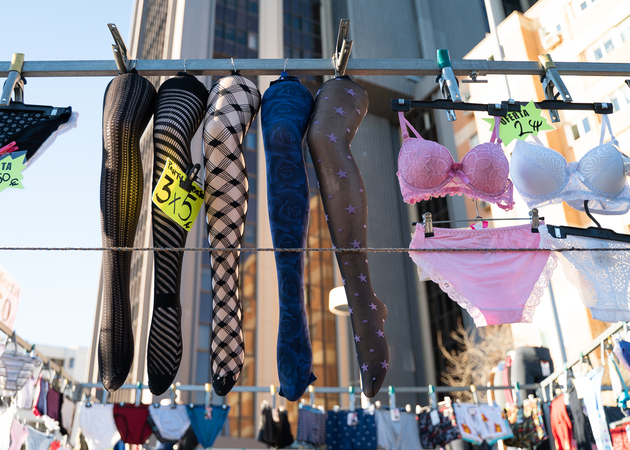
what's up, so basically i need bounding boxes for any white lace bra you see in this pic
[510,115,630,215]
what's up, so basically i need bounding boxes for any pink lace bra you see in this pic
[396,112,514,210]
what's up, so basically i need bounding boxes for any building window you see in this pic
[607,83,630,112]
[569,116,592,141]
[69,358,75,369]
[584,16,630,61]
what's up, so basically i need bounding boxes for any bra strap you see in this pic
[398,111,423,140]
[599,114,616,144]
[490,116,502,144]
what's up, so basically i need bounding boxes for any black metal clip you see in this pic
[180,163,201,193]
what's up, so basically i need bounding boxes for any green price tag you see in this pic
[152,158,204,231]
[0,151,26,193]
[483,101,554,146]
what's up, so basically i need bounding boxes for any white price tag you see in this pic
[390,408,401,422]
[430,409,440,426]
[541,360,551,377]
[347,412,358,426]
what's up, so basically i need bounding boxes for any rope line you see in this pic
[0,246,626,253]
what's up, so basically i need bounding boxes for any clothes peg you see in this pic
[332,19,353,77]
[204,383,212,409]
[170,384,177,409]
[135,382,142,406]
[0,53,25,106]
[308,385,315,407]
[107,23,131,74]
[270,385,277,409]
[428,384,438,410]
[486,382,494,406]
[470,385,479,405]
[349,386,356,412]
[415,404,421,414]
[530,209,540,233]
[388,386,396,410]
[423,212,434,238]
[180,163,201,193]
[539,54,572,123]
[436,49,462,122]
[101,389,108,404]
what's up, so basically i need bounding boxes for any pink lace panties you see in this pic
[409,224,555,326]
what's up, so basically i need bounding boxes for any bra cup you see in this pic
[510,142,565,196]
[461,143,510,194]
[398,139,452,189]
[577,144,626,194]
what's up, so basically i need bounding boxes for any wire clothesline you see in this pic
[0,246,627,253]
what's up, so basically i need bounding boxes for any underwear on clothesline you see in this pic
[187,404,230,449]
[417,405,460,449]
[453,403,513,446]
[79,404,121,450]
[540,224,630,322]
[409,223,555,327]
[113,403,153,445]
[148,404,191,443]
[296,405,326,446]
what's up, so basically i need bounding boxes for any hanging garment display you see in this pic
[147,404,191,444]
[374,408,422,450]
[539,224,630,322]
[0,101,77,167]
[99,71,157,391]
[60,396,75,436]
[397,113,514,210]
[33,376,48,417]
[25,425,54,450]
[46,387,62,422]
[550,394,573,450]
[113,403,153,445]
[187,404,230,449]
[261,71,316,401]
[452,403,513,446]
[416,405,460,449]
[203,73,261,396]
[504,398,548,449]
[296,405,327,447]
[325,408,377,450]
[148,72,209,396]
[574,367,612,450]
[306,76,388,398]
[258,404,294,449]
[0,402,16,450]
[510,347,554,397]
[0,348,42,392]
[609,422,630,450]
[614,341,630,372]
[510,115,630,215]
[409,224,555,326]
[17,375,37,409]
[79,404,122,450]
[10,419,29,450]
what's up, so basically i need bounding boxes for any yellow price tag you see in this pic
[483,101,554,146]
[152,158,204,231]
[0,151,26,193]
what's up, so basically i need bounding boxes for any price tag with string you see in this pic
[152,158,204,231]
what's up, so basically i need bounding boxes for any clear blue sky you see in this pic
[0,1,134,348]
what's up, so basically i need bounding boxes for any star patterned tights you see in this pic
[307,76,389,397]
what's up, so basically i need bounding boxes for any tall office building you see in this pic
[88,0,511,437]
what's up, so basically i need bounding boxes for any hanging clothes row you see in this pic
[397,99,630,327]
